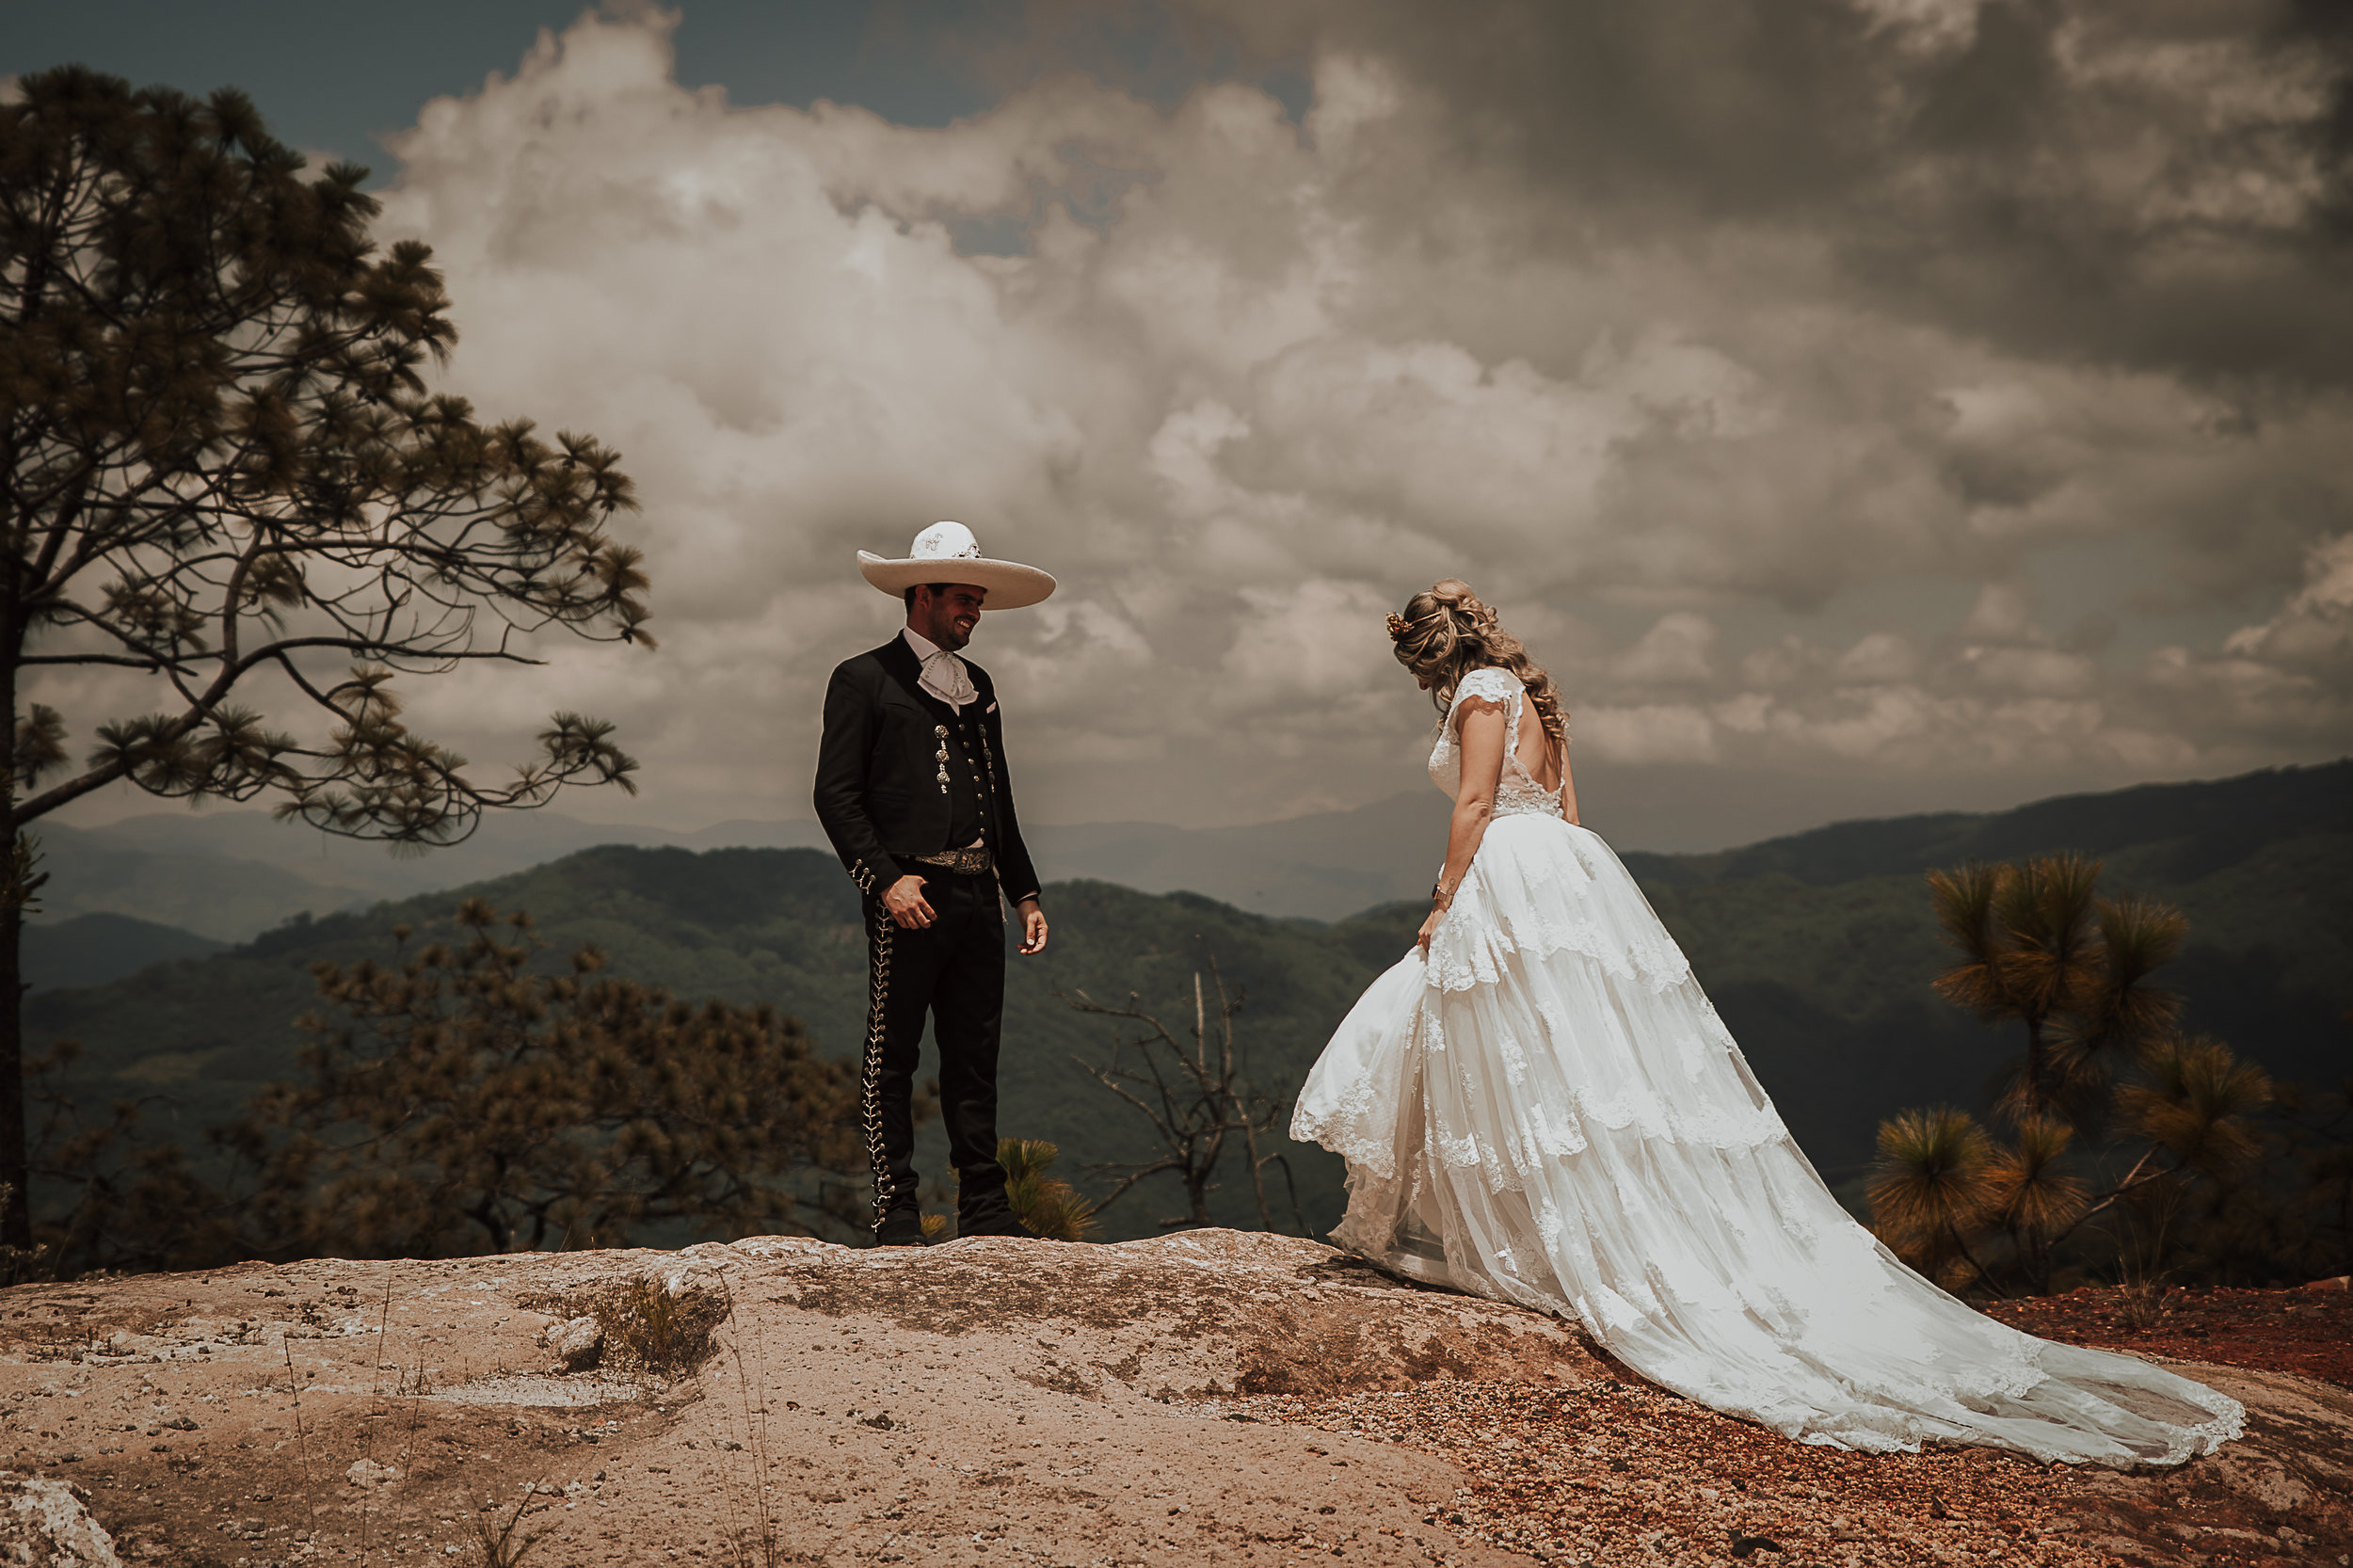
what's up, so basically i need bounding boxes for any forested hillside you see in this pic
[27,760,2348,1242]
[31,850,1381,1240]
[1619,760,2352,1183]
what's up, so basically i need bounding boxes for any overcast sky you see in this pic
[12,1,2353,847]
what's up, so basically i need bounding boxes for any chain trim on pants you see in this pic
[860,899,896,1230]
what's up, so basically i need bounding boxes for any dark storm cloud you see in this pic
[32,6,2337,842]
[1181,0,2353,387]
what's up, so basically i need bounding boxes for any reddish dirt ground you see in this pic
[1,1243,2346,1567]
[1225,1374,2158,1568]
[1981,1278,2353,1388]
[1209,1277,2353,1568]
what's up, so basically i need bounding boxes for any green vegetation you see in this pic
[0,68,649,1248]
[1921,853,2187,1124]
[1621,760,2350,1186]
[1867,854,2312,1295]
[998,1139,1098,1242]
[920,1139,1098,1242]
[21,760,2352,1257]
[1873,847,2297,1289]
[34,899,883,1274]
[24,913,226,989]
[31,849,1389,1243]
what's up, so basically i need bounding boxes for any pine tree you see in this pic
[0,70,652,1246]
[1875,856,2273,1294]
[223,902,879,1256]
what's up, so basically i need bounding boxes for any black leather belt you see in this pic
[905,845,992,876]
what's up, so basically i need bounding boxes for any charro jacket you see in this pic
[813,636,1044,908]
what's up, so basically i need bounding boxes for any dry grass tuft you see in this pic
[521,1272,731,1379]
[470,1487,549,1568]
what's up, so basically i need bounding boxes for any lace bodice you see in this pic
[1429,667,1562,821]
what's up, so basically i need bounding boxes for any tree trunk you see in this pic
[0,634,26,1251]
[2024,1223,2051,1296]
[0,847,24,1252]
[2024,1016,2046,1114]
[1184,1167,1212,1227]
[0,608,29,1252]
[1240,1112,1275,1232]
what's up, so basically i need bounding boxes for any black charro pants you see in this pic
[861,861,1009,1227]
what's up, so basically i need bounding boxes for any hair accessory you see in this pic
[1385,612,1413,637]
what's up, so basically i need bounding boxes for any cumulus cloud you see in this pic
[52,3,2334,838]
[2141,531,2353,743]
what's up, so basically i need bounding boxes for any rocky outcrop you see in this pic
[545,1315,604,1373]
[0,1230,2343,1567]
[0,1472,120,1566]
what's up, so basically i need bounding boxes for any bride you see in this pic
[1291,579,2242,1466]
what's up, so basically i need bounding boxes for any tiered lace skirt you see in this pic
[1293,812,2243,1465]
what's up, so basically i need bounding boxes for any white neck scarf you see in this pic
[902,627,977,712]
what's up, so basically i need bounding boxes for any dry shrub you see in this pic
[521,1272,730,1380]
[597,1274,731,1376]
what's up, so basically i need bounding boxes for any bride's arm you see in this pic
[1417,698,1508,954]
[1561,749,1579,826]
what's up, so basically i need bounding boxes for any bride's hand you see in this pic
[1416,905,1445,955]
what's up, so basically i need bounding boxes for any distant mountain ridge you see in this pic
[23,914,227,992]
[30,793,1464,940]
[30,802,1449,941]
[1627,761,2353,889]
[38,755,2212,940]
[24,759,2347,1242]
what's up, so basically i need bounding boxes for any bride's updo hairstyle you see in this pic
[1386,579,1568,749]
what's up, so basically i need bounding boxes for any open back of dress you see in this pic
[1293,667,2242,1465]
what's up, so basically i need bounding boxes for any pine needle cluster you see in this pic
[0,68,655,1247]
[920,1140,1099,1242]
[1000,1138,1099,1241]
[1871,855,2287,1294]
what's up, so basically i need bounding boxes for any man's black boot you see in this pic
[873,1208,929,1247]
[957,1188,1029,1239]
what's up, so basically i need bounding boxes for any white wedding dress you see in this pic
[1292,667,2242,1466]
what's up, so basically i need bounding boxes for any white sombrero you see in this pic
[857,521,1056,610]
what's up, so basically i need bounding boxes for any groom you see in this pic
[813,522,1055,1246]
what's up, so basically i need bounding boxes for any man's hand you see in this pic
[883,874,935,930]
[1016,897,1049,955]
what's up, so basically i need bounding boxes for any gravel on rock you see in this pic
[1980,1281,2353,1389]
[1204,1375,2142,1568]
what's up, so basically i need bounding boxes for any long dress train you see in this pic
[1291,667,2241,1466]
